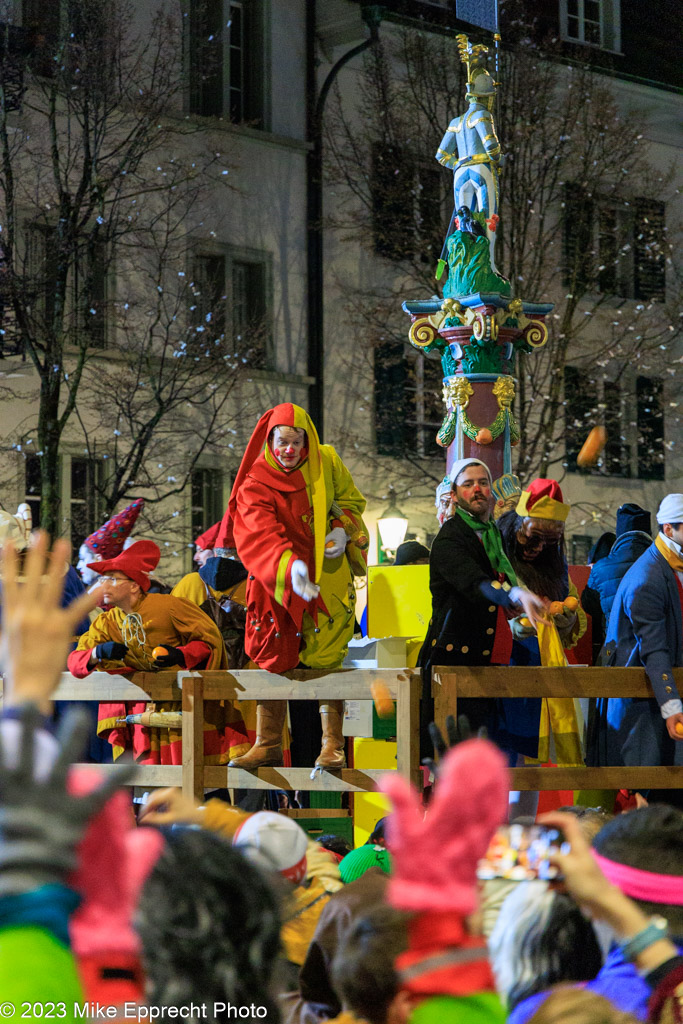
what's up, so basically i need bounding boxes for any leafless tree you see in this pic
[0,0,241,536]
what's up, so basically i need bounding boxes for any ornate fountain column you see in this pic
[403,294,552,479]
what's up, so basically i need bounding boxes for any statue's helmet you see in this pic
[467,69,496,101]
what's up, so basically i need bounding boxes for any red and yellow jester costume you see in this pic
[216,403,367,770]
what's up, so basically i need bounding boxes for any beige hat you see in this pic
[0,504,32,552]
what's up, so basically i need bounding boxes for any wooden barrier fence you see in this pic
[50,667,422,801]
[433,665,683,791]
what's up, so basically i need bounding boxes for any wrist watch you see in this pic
[618,915,669,961]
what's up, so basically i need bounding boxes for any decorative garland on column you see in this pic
[436,375,520,448]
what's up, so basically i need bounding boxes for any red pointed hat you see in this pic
[87,539,160,591]
[516,478,570,523]
[195,520,221,551]
[85,499,144,558]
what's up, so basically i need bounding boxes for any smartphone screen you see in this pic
[477,824,568,881]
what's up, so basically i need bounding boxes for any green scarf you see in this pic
[455,507,517,586]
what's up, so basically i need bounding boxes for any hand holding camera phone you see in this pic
[478,823,569,881]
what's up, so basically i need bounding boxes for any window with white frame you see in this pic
[190,248,271,368]
[374,342,443,458]
[559,0,621,52]
[187,0,266,126]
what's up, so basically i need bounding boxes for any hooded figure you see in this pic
[214,403,367,771]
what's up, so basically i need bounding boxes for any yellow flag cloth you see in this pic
[531,620,583,767]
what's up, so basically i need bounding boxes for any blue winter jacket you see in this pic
[583,531,652,625]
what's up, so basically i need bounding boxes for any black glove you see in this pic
[0,704,135,895]
[153,646,186,668]
[94,641,128,662]
[199,556,248,592]
[422,714,488,779]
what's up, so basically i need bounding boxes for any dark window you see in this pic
[564,365,598,472]
[602,380,631,477]
[72,236,108,348]
[370,144,415,261]
[22,0,113,84]
[570,534,594,565]
[374,340,410,455]
[24,453,42,529]
[562,184,594,292]
[563,187,666,301]
[191,251,269,368]
[188,0,264,126]
[416,165,445,263]
[191,467,224,540]
[192,253,227,346]
[634,199,666,302]
[404,354,443,458]
[26,224,58,326]
[374,344,441,457]
[188,0,224,118]
[636,376,664,480]
[70,457,105,550]
[232,260,267,368]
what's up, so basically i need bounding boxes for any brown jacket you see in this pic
[279,869,389,1024]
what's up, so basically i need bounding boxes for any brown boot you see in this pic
[229,701,287,768]
[315,700,346,770]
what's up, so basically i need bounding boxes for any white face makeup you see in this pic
[77,544,101,585]
[271,426,306,469]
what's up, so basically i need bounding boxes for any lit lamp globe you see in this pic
[377,487,408,560]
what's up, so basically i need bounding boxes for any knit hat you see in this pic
[516,479,570,523]
[233,811,309,885]
[448,459,492,488]
[656,494,683,527]
[85,499,144,559]
[87,539,160,592]
[587,532,615,564]
[394,541,430,566]
[616,503,651,537]
[0,503,32,552]
[339,844,391,884]
[435,477,451,507]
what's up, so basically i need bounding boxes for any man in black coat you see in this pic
[420,458,544,759]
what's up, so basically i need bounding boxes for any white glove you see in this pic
[291,560,320,602]
[324,527,347,559]
[510,587,546,627]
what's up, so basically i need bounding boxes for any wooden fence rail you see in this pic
[48,667,422,800]
[432,665,683,791]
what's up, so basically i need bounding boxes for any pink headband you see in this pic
[593,851,683,906]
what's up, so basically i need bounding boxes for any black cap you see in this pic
[616,503,651,538]
[393,541,430,566]
[587,532,615,565]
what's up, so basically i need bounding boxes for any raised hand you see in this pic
[1,533,99,712]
